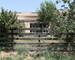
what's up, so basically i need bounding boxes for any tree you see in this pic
[55,0,75,50]
[37,1,57,34]
[0,8,18,51]
[37,0,75,51]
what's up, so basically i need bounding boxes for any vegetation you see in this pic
[0,8,18,29]
[55,0,75,50]
[37,1,57,33]
[0,8,18,51]
[0,0,75,60]
[0,50,75,60]
[37,0,75,50]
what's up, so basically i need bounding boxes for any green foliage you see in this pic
[37,1,56,23]
[0,8,18,51]
[37,0,75,36]
[34,50,75,60]
[0,8,17,29]
[37,1,58,34]
[37,0,75,50]
[55,0,75,37]
[0,51,75,60]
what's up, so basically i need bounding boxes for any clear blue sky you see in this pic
[0,0,64,12]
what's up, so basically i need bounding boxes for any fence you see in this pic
[0,20,75,51]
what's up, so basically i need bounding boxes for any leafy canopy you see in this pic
[37,1,56,23]
[0,8,17,29]
[55,0,75,33]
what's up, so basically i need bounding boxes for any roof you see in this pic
[16,10,68,20]
[16,12,38,20]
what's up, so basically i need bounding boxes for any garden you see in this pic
[0,0,75,60]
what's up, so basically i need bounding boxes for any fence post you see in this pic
[11,29,14,51]
[38,35,41,46]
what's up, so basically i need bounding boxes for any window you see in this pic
[30,23,48,33]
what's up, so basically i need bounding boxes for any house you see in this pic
[16,12,48,33]
[16,10,68,33]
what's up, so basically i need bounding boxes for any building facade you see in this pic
[16,10,66,33]
[16,12,48,33]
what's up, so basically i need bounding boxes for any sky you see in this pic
[0,0,65,12]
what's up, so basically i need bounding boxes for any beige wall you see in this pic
[25,22,30,33]
[16,12,38,33]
